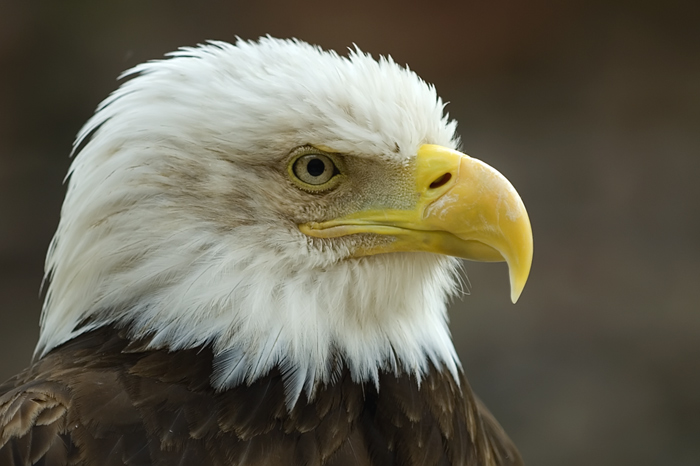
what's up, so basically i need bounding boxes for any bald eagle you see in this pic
[0,38,532,466]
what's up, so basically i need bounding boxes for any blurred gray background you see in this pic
[1,1,699,465]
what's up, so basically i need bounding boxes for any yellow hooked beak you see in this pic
[299,144,533,303]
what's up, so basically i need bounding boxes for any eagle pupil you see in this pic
[307,158,325,177]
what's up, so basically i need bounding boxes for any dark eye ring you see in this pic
[292,154,338,185]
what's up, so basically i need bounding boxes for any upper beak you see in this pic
[299,144,533,303]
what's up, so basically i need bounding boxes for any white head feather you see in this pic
[39,37,463,405]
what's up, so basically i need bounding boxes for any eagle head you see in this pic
[38,37,532,405]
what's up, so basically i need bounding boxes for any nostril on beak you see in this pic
[429,173,452,190]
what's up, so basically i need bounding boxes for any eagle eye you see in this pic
[288,149,343,191]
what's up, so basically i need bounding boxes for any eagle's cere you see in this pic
[0,37,532,466]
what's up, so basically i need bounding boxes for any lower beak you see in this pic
[299,144,533,303]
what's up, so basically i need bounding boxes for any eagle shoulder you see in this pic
[0,378,72,466]
[0,329,156,466]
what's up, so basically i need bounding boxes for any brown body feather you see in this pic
[0,327,522,466]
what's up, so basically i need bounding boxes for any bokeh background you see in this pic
[1,1,699,464]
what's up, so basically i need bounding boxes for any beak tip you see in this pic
[510,288,522,304]
[506,228,533,305]
[508,266,530,304]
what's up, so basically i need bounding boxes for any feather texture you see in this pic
[0,327,522,466]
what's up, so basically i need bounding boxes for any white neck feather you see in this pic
[41,219,461,405]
